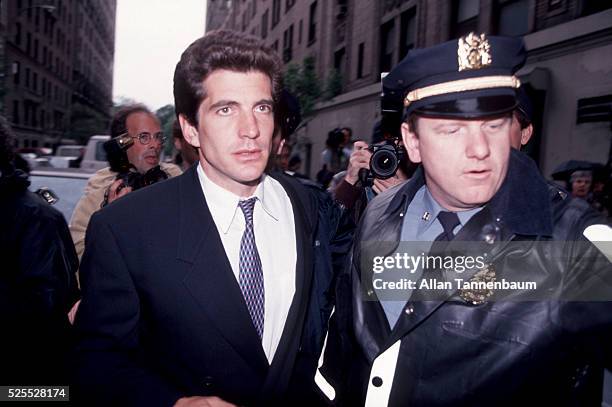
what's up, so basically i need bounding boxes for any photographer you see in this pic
[332,121,414,222]
[69,104,182,260]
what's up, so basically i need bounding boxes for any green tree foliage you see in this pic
[283,56,322,117]
[324,69,343,100]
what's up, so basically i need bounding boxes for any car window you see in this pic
[58,147,81,157]
[29,175,89,221]
[95,141,107,161]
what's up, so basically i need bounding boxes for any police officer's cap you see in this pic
[383,32,526,118]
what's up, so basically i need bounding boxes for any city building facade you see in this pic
[209,0,612,179]
[0,0,116,149]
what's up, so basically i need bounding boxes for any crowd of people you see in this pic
[1,28,611,407]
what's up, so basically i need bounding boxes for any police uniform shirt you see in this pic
[377,185,482,328]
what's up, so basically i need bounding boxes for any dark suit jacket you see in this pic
[73,166,332,406]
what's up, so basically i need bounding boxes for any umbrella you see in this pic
[551,160,605,181]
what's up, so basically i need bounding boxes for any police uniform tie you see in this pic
[434,211,461,242]
[238,197,265,339]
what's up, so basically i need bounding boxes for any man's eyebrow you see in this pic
[209,100,238,110]
[433,121,463,130]
[255,98,274,106]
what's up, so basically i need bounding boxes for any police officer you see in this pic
[317,33,612,406]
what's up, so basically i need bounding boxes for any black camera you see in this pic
[358,138,405,187]
[116,166,169,192]
[103,133,168,192]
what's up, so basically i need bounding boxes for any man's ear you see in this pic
[178,114,200,148]
[401,122,422,163]
[521,124,533,146]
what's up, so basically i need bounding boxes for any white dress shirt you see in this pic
[197,165,297,363]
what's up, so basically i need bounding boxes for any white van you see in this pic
[80,135,110,172]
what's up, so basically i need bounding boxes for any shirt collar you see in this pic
[197,165,278,234]
[417,186,482,235]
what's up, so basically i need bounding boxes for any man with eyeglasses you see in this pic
[70,104,182,260]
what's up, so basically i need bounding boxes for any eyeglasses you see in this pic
[129,132,167,145]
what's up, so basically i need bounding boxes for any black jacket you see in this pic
[73,166,353,406]
[321,150,612,406]
[0,168,80,385]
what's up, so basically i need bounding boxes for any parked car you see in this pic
[80,135,110,172]
[19,153,52,169]
[16,147,53,169]
[29,169,91,221]
[49,145,85,168]
[16,147,53,156]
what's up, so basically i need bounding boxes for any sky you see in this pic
[112,0,207,111]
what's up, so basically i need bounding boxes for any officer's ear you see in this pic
[520,124,533,146]
[179,114,200,148]
[401,121,422,163]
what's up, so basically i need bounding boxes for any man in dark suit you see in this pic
[73,30,350,406]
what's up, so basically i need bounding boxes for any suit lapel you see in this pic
[177,166,268,374]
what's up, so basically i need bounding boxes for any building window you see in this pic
[400,7,417,59]
[547,0,563,11]
[357,42,365,79]
[576,95,612,124]
[33,72,38,92]
[334,47,346,76]
[15,23,21,46]
[298,19,303,44]
[496,0,529,36]
[242,11,247,31]
[34,39,39,60]
[579,0,612,16]
[451,0,479,38]
[272,0,281,27]
[24,103,30,125]
[25,67,30,88]
[13,61,20,85]
[13,101,20,125]
[261,9,269,38]
[308,1,318,44]
[26,32,31,55]
[272,40,279,51]
[286,0,296,13]
[282,24,294,62]
[252,0,257,17]
[379,19,395,74]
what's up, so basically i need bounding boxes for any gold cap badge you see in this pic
[458,32,492,71]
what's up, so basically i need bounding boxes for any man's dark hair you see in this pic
[341,127,353,139]
[514,108,531,130]
[173,29,282,126]
[0,115,16,170]
[109,104,154,138]
[172,119,183,140]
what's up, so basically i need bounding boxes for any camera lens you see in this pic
[370,145,399,179]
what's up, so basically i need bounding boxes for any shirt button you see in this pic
[372,376,383,387]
